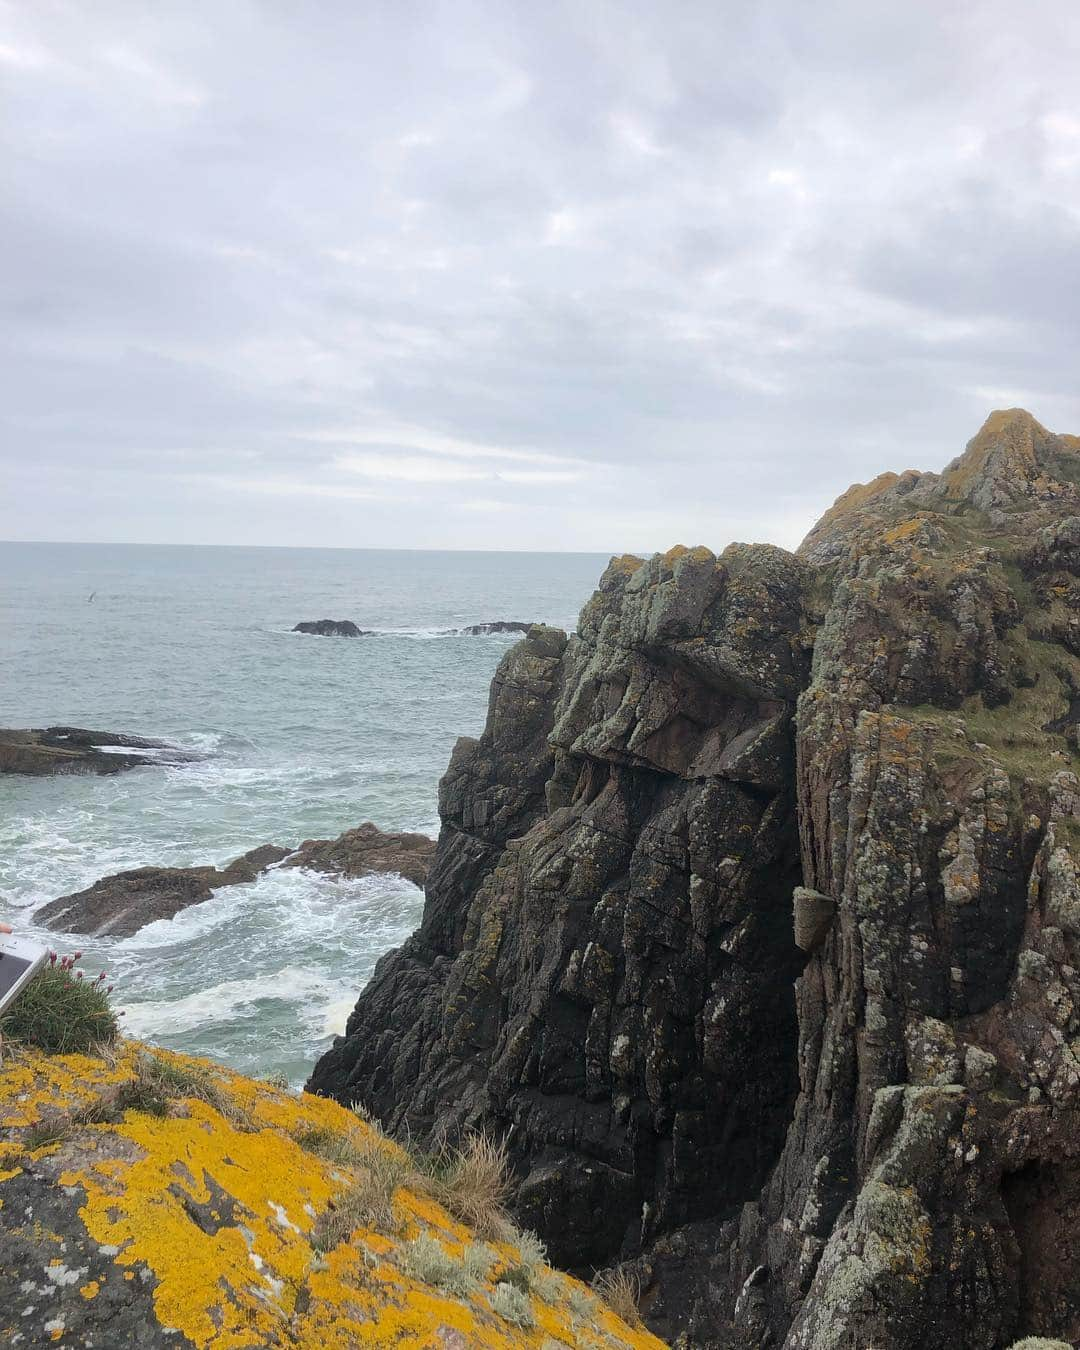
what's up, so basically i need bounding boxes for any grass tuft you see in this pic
[399,1232,477,1298]
[460,1241,499,1285]
[0,952,118,1055]
[426,1133,513,1240]
[566,1282,599,1324]
[309,1144,414,1250]
[112,1052,249,1127]
[591,1265,642,1328]
[490,1279,535,1329]
[22,1119,71,1153]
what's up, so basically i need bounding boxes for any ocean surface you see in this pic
[0,542,607,1083]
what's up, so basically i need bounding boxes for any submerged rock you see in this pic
[292,619,366,637]
[37,826,433,938]
[0,726,199,777]
[454,621,534,635]
[308,410,1080,1348]
[0,1041,662,1350]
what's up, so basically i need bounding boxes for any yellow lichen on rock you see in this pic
[1,1042,667,1349]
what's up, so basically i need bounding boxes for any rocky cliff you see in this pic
[309,410,1080,1349]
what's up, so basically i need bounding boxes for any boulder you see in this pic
[792,885,835,951]
[292,619,366,637]
[0,727,199,777]
[34,846,293,938]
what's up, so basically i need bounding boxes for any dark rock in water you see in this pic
[283,822,436,888]
[35,846,293,938]
[308,410,1080,1348]
[37,825,434,938]
[0,726,199,777]
[455,621,533,635]
[293,619,366,637]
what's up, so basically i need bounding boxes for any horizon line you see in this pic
[0,537,630,557]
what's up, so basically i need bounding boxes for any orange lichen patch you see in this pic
[0,1044,136,1129]
[607,553,647,576]
[397,1187,473,1246]
[2,1042,666,1350]
[881,516,927,546]
[815,471,904,529]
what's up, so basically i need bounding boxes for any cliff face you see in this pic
[309,410,1080,1349]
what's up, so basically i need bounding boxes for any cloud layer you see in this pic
[3,0,1080,550]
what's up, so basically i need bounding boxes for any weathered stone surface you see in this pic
[792,887,835,952]
[310,409,1080,1348]
[37,825,433,937]
[0,727,199,777]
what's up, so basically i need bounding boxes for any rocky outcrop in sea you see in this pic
[293,619,367,636]
[36,823,435,938]
[0,727,200,776]
[308,410,1080,1349]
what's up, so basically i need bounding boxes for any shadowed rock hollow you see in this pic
[309,410,1080,1349]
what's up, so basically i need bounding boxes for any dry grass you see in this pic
[426,1133,513,1240]
[309,1142,415,1250]
[591,1266,642,1328]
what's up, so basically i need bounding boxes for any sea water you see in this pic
[0,542,606,1083]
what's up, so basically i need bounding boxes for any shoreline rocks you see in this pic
[0,726,200,777]
[35,824,435,938]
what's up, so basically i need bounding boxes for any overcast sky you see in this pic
[3,2,1080,552]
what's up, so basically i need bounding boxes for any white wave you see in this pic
[121,964,342,1036]
[321,995,356,1037]
[265,624,523,642]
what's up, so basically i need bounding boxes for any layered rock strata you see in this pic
[310,411,1080,1349]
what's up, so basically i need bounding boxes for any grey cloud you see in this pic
[2,0,1080,551]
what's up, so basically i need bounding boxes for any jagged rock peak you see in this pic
[800,408,1080,561]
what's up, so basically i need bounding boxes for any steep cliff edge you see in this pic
[309,410,1080,1349]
